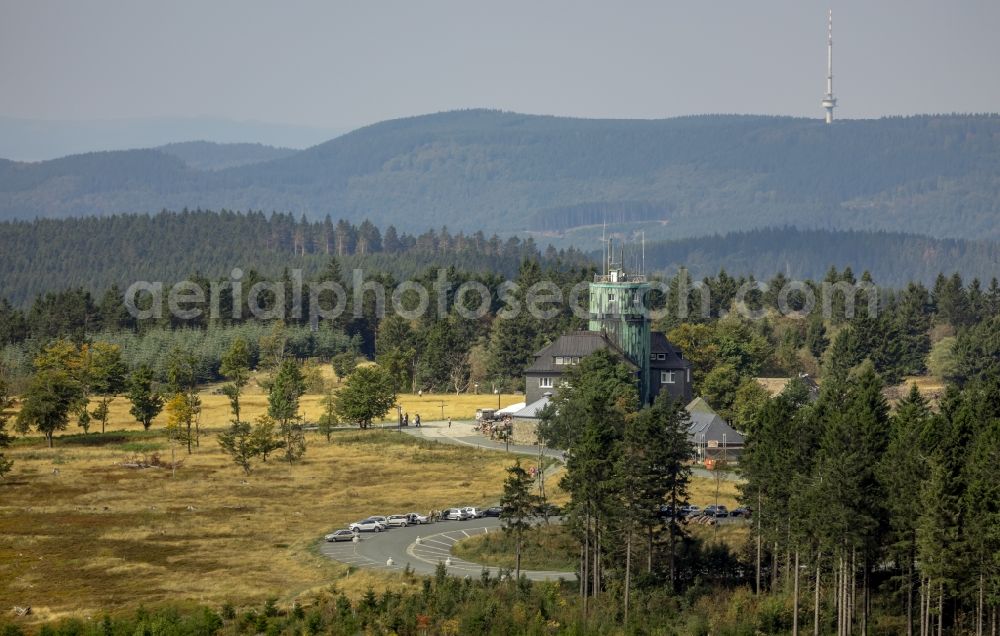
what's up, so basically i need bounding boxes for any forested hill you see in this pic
[0,211,591,306]
[156,141,296,170]
[1,110,998,241]
[637,227,1000,286]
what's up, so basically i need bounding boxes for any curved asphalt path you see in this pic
[397,419,741,482]
[318,517,572,582]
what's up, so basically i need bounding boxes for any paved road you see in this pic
[318,517,573,582]
[397,419,565,461]
[399,420,742,482]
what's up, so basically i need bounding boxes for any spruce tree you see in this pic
[499,459,538,581]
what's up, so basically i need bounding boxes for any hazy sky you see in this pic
[2,0,998,132]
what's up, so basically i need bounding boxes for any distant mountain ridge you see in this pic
[0,115,341,161]
[0,110,998,242]
[157,141,296,170]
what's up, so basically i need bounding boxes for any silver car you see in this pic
[325,529,357,542]
[444,508,469,520]
[386,514,410,527]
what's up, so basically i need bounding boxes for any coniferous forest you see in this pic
[2,211,998,308]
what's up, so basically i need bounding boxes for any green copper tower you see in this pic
[588,239,652,404]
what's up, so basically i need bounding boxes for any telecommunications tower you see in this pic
[822,9,837,123]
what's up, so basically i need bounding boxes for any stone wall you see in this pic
[511,419,540,445]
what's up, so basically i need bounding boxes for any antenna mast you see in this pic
[641,231,645,275]
[822,9,837,124]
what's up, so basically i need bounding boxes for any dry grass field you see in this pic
[0,429,520,623]
[35,376,524,436]
[688,473,740,510]
[0,372,744,623]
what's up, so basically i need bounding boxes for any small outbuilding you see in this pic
[685,397,744,463]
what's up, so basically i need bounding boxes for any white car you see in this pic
[444,508,469,520]
[386,515,410,527]
[367,515,388,525]
[406,512,429,524]
[349,519,386,533]
[462,507,485,519]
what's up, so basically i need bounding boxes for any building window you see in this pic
[539,377,554,388]
[607,293,616,302]
[661,371,675,384]
[656,353,666,360]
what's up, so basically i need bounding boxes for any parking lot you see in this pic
[318,517,572,581]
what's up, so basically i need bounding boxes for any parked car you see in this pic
[406,512,429,524]
[462,507,485,519]
[658,505,681,519]
[366,515,388,525]
[731,507,752,518]
[680,505,701,516]
[386,515,410,527]
[484,506,502,517]
[536,502,562,517]
[324,529,357,542]
[349,518,386,532]
[444,508,469,520]
[704,505,729,518]
[475,408,497,422]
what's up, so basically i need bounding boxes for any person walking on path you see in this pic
[448,416,452,428]
[415,413,421,428]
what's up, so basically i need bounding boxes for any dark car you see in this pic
[657,505,678,519]
[536,503,562,517]
[704,505,729,518]
[731,507,752,518]
[484,506,502,517]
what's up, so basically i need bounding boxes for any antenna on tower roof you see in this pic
[822,9,837,124]
[602,219,607,276]
[642,231,645,275]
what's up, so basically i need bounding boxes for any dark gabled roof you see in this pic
[524,331,640,374]
[650,331,691,369]
[685,398,745,446]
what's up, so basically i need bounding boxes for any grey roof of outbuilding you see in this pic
[512,395,552,419]
[685,398,745,446]
[524,331,640,374]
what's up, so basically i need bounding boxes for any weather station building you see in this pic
[521,240,691,410]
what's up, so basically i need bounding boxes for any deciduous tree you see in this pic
[127,365,164,431]
[16,369,83,447]
[334,365,397,429]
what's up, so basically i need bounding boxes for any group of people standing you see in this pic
[400,412,421,427]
